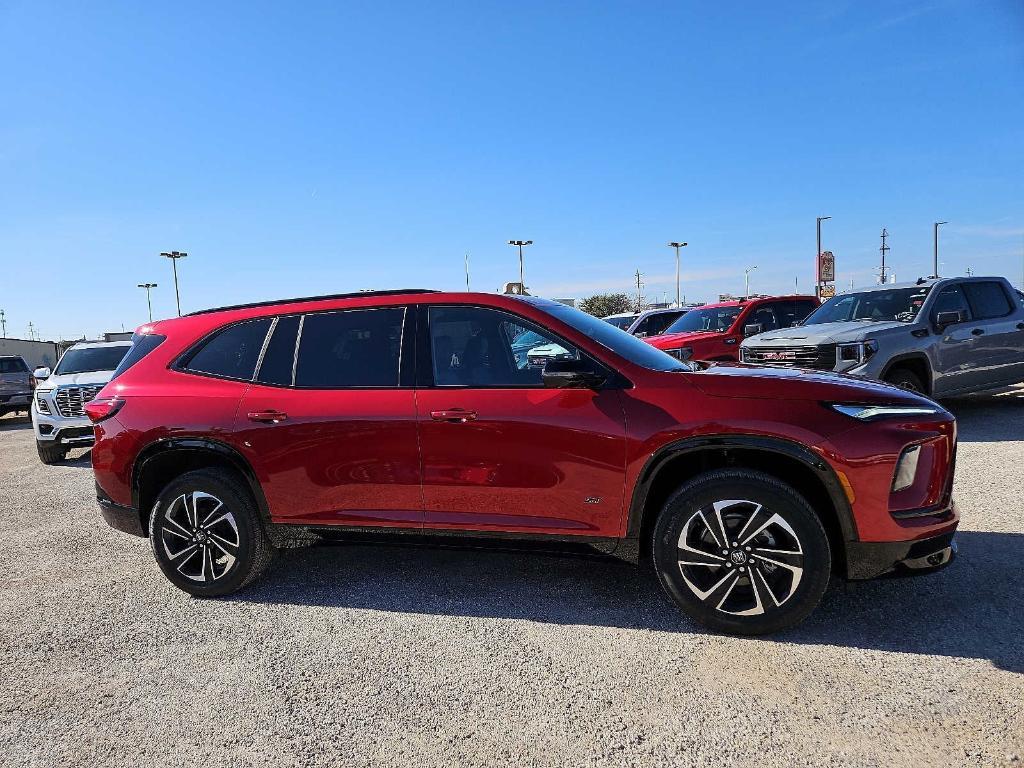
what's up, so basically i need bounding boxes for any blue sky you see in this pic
[1,0,1022,340]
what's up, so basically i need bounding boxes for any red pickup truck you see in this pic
[644,295,820,362]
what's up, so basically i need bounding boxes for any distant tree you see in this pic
[578,293,634,318]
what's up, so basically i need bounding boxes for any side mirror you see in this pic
[542,359,607,389]
[34,367,51,380]
[743,323,763,337]
[935,310,965,331]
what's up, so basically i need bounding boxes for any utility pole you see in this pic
[634,269,644,312]
[0,309,5,338]
[28,321,36,341]
[160,251,188,316]
[965,266,973,277]
[507,240,532,294]
[138,283,158,322]
[667,242,688,307]
[932,222,946,278]
[816,216,831,298]
[744,265,758,298]
[879,228,890,284]
[464,253,470,291]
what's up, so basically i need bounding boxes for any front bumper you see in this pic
[33,403,95,446]
[845,528,957,580]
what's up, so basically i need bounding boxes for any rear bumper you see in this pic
[845,528,957,580]
[97,484,145,537]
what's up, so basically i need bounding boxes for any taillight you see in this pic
[84,397,125,423]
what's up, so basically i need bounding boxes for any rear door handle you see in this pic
[971,328,985,336]
[247,410,288,423]
[430,409,477,423]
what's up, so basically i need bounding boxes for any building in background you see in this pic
[0,338,60,369]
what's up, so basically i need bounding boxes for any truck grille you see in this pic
[743,344,837,370]
[55,385,104,418]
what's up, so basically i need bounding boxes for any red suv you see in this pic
[88,290,958,635]
[644,295,820,362]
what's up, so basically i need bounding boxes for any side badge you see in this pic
[584,497,602,505]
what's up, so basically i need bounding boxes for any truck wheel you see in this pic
[36,441,67,464]
[651,469,831,635]
[149,468,277,597]
[884,368,926,394]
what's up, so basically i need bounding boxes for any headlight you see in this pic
[836,340,878,364]
[666,347,693,361]
[830,403,941,421]
[36,390,51,415]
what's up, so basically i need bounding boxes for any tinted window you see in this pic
[777,300,817,327]
[804,287,930,324]
[666,306,742,333]
[54,345,130,375]
[256,316,300,386]
[963,281,1013,320]
[182,319,272,380]
[636,311,683,337]
[0,358,28,373]
[931,284,972,321]
[430,306,579,387]
[111,334,166,380]
[294,308,404,388]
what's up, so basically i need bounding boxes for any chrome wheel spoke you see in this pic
[195,492,225,527]
[161,490,239,583]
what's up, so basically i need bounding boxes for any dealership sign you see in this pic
[818,251,835,282]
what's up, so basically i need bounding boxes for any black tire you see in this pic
[36,440,67,464]
[884,368,926,394]
[149,468,277,597]
[651,469,831,635]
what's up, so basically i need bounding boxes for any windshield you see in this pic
[538,302,689,372]
[602,315,636,330]
[665,306,741,334]
[54,346,130,375]
[803,287,931,325]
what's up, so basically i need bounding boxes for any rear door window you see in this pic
[294,308,405,388]
[256,316,301,386]
[181,318,273,381]
[963,282,1013,320]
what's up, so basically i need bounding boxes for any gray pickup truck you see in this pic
[740,276,1024,398]
[0,355,34,417]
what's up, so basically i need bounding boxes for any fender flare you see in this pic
[879,352,933,394]
[624,434,858,543]
[131,437,272,524]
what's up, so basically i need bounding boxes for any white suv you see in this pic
[32,340,131,464]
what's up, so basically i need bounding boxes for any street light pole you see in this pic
[137,283,158,322]
[464,253,470,292]
[0,309,6,338]
[744,265,758,298]
[816,216,831,297]
[507,240,532,294]
[160,251,188,316]
[667,242,688,307]
[932,222,947,278]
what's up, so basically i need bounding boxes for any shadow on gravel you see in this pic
[0,414,32,432]
[233,529,1023,674]
[944,387,1024,443]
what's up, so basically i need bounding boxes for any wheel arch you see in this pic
[132,438,271,535]
[623,435,857,571]
[880,353,933,395]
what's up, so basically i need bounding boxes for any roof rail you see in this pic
[185,289,438,316]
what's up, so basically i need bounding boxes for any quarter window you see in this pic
[181,319,272,381]
[428,306,579,387]
[963,282,1013,320]
[294,308,405,388]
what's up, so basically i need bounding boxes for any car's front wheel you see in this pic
[652,469,831,635]
[149,469,277,597]
[36,440,67,465]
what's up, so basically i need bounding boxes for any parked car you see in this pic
[602,308,690,337]
[32,340,132,463]
[89,289,957,635]
[740,277,1024,397]
[644,295,820,361]
[0,355,33,418]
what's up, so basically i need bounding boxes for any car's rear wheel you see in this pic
[149,469,277,597]
[651,469,831,635]
[36,440,67,465]
[884,368,926,394]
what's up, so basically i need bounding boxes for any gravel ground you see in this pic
[1,389,1022,768]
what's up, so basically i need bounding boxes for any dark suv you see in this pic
[88,290,959,635]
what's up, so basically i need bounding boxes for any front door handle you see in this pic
[247,410,288,423]
[971,328,985,336]
[430,409,477,423]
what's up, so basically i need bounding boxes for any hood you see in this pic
[43,370,116,387]
[646,330,726,349]
[683,362,934,406]
[747,320,908,345]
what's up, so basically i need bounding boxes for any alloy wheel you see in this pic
[159,491,240,583]
[676,499,804,616]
